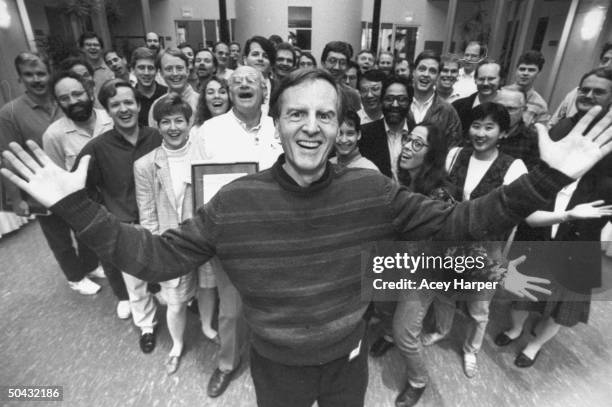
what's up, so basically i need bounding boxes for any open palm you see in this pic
[1,140,90,208]
[537,106,612,179]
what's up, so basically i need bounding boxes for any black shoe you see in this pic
[207,368,234,398]
[139,332,156,353]
[395,382,426,407]
[370,337,394,357]
[494,331,521,347]
[514,350,540,368]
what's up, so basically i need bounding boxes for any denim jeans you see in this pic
[392,289,455,386]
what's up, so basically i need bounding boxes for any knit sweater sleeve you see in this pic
[50,189,219,283]
[390,164,572,241]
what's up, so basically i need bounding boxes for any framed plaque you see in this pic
[191,161,259,212]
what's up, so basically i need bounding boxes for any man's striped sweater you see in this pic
[53,155,571,365]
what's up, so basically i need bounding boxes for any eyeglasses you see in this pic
[230,74,259,86]
[382,95,410,105]
[402,136,429,152]
[578,86,609,97]
[325,57,347,68]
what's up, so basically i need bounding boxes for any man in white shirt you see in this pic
[43,72,114,296]
[409,51,462,148]
[190,65,280,397]
[148,48,199,127]
[454,41,483,99]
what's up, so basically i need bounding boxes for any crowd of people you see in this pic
[1,27,612,407]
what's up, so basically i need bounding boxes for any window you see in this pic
[289,6,312,51]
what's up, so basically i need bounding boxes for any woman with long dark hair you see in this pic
[192,77,231,129]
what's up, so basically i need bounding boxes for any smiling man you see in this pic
[148,48,199,127]
[408,50,462,148]
[131,47,167,126]
[5,69,612,407]
[73,79,162,353]
[104,50,130,82]
[79,32,114,94]
[453,59,502,140]
[436,54,461,103]
[357,69,386,124]
[504,50,550,126]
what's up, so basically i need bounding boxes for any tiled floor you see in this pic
[1,221,611,406]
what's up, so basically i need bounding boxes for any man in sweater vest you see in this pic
[4,69,612,407]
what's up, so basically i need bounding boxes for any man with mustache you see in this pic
[549,42,612,128]
[453,59,502,141]
[39,71,114,296]
[0,53,100,294]
[504,50,550,127]
[190,65,280,397]
[148,48,199,128]
[408,50,462,148]
[131,47,168,127]
[73,79,163,352]
[358,75,411,179]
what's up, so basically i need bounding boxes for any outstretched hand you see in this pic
[503,255,552,301]
[567,200,612,220]
[1,140,90,208]
[537,106,612,179]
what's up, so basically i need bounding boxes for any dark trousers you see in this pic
[37,214,99,282]
[249,344,368,407]
[100,261,129,301]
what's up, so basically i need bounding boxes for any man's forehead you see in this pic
[360,78,381,87]
[280,79,338,107]
[478,63,500,77]
[582,75,612,89]
[417,58,439,69]
[56,77,85,93]
[196,50,213,59]
[442,62,459,71]
[146,33,159,40]
[277,49,294,58]
[135,58,155,66]
[19,60,48,73]
[385,82,409,95]
[465,44,481,54]
[233,66,259,77]
[518,63,538,70]
[327,51,347,60]
[161,54,186,66]
[498,91,524,106]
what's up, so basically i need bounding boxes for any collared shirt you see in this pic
[0,93,63,150]
[148,85,199,128]
[549,87,578,129]
[190,109,281,170]
[76,126,162,222]
[410,92,435,124]
[42,109,114,170]
[384,119,409,181]
[472,94,482,108]
[357,108,383,125]
[551,179,580,239]
[504,84,550,127]
[136,83,168,127]
[92,62,115,95]
[454,68,477,100]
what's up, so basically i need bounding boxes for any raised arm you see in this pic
[1,141,216,282]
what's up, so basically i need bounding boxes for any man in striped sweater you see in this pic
[3,69,612,407]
